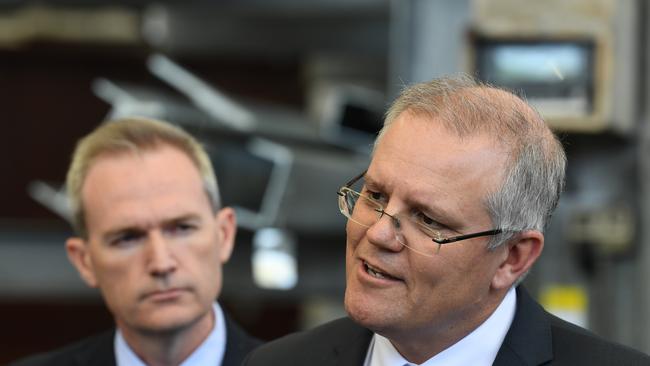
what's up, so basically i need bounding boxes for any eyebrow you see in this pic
[362,174,383,190]
[101,213,203,243]
[162,213,202,226]
[102,226,143,244]
[365,172,465,230]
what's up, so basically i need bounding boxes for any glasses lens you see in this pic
[338,187,441,257]
[341,189,381,228]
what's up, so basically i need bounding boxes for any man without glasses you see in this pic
[12,117,261,366]
[244,75,650,365]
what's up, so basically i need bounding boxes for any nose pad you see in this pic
[366,209,406,252]
[378,210,405,242]
[389,218,406,246]
[379,210,441,258]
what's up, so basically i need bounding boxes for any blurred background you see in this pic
[2,0,650,362]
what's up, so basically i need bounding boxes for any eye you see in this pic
[413,212,446,231]
[167,221,198,236]
[110,230,144,247]
[363,188,386,202]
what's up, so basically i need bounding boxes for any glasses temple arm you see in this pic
[433,229,503,245]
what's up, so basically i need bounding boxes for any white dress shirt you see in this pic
[115,302,227,366]
[364,287,517,366]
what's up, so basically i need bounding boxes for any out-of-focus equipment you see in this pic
[468,0,639,133]
[252,228,298,290]
[31,52,377,293]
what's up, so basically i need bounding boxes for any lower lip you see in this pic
[146,289,186,302]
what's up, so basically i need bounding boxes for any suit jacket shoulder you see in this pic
[10,313,262,366]
[9,330,115,366]
[243,317,372,366]
[547,311,650,365]
[246,287,650,366]
[222,314,263,366]
[494,286,650,366]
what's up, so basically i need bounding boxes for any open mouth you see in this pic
[364,261,400,281]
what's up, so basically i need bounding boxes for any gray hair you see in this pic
[376,74,566,249]
[66,117,221,238]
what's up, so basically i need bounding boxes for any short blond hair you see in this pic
[66,117,220,237]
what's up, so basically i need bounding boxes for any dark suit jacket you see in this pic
[243,287,650,365]
[10,313,262,366]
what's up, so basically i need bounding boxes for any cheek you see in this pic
[463,247,501,275]
[93,261,137,312]
[408,252,469,296]
[199,255,224,300]
[92,254,133,287]
[430,250,498,299]
[345,221,365,247]
[188,240,224,285]
[189,228,222,261]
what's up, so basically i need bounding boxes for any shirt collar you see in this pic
[365,287,517,366]
[115,302,227,366]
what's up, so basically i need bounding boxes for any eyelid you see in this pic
[108,230,144,246]
[165,215,200,227]
[168,219,193,227]
[165,220,199,235]
[413,211,445,228]
[361,176,383,190]
[363,187,387,202]
[406,199,446,223]
[361,178,458,231]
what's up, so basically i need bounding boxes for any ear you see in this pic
[65,237,99,288]
[215,207,236,264]
[491,230,544,290]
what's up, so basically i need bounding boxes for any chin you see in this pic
[134,306,206,335]
[344,289,388,333]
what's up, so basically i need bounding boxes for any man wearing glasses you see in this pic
[244,75,650,365]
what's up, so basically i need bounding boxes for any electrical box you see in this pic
[467,0,639,133]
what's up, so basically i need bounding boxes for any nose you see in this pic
[146,232,177,277]
[365,209,406,253]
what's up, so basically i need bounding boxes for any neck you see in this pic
[118,310,215,366]
[388,290,506,364]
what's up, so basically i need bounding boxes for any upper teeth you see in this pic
[366,263,387,279]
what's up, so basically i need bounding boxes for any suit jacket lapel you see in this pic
[69,315,261,366]
[73,330,117,366]
[222,314,263,366]
[330,318,374,366]
[493,286,553,366]
[323,287,552,366]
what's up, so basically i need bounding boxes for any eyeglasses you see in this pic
[337,171,503,257]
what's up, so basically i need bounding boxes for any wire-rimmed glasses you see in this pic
[337,171,503,257]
